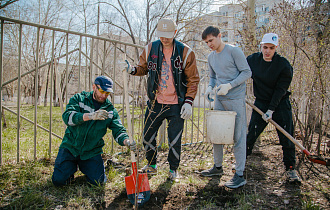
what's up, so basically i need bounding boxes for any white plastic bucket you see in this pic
[205,110,237,144]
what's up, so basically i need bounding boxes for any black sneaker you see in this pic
[286,169,301,183]
[201,164,224,177]
[168,170,180,181]
[224,173,246,189]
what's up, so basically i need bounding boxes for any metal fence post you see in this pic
[49,30,55,159]
[34,27,40,160]
[0,20,4,165]
[17,24,23,163]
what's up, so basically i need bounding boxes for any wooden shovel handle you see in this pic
[245,99,307,153]
[123,68,136,163]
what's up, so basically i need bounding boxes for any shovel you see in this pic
[123,65,151,207]
[246,99,330,166]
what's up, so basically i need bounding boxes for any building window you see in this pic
[222,31,228,42]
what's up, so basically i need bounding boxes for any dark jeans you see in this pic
[52,148,106,186]
[143,101,184,171]
[246,98,296,170]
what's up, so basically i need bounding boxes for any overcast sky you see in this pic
[209,0,237,12]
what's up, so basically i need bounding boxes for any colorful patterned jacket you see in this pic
[132,39,200,105]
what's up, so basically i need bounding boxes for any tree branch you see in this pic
[0,0,19,9]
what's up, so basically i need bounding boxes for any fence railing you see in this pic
[0,16,216,165]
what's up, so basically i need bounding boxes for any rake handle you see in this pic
[245,99,306,151]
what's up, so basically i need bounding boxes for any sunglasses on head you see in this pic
[96,85,111,95]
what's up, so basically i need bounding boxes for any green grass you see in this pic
[0,160,54,209]
[0,159,116,209]
[3,104,323,209]
[1,104,180,163]
[0,104,208,208]
[301,198,321,210]
[1,105,65,163]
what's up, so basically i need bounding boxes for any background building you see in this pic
[186,0,282,58]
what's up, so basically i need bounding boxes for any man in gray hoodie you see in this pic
[202,26,251,188]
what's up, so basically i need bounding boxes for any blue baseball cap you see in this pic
[94,76,113,93]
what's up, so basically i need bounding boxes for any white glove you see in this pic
[262,110,274,122]
[88,109,109,121]
[125,139,137,152]
[125,60,134,74]
[180,103,192,120]
[215,83,232,95]
[204,86,214,102]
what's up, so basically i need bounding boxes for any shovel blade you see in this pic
[127,189,151,207]
[125,170,150,206]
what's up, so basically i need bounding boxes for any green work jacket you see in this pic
[60,91,128,160]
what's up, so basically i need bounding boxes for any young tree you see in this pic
[270,0,329,155]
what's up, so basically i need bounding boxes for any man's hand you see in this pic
[180,103,192,120]
[204,86,214,102]
[215,83,232,96]
[125,60,134,74]
[262,110,274,122]
[125,139,137,152]
[88,110,109,121]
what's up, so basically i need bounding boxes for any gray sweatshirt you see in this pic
[208,44,251,100]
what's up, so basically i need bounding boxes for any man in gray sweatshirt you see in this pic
[201,26,251,188]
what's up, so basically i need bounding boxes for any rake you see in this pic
[246,99,330,166]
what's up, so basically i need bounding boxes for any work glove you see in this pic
[125,60,134,74]
[262,110,274,122]
[180,103,192,120]
[215,83,232,96]
[88,109,109,121]
[204,86,214,102]
[125,139,137,152]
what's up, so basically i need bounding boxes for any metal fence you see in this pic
[0,16,217,165]
[0,16,277,165]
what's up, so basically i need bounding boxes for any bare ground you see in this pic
[103,132,330,209]
[2,131,327,209]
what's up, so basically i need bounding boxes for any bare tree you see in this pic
[269,0,329,155]
[99,0,213,57]
[2,0,75,106]
[0,0,19,9]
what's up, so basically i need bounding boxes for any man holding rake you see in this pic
[246,33,301,183]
